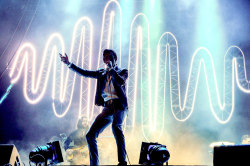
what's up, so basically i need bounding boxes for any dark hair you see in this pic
[103,49,117,62]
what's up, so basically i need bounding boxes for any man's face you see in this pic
[103,53,113,65]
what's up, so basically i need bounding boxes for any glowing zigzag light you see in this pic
[9,0,122,121]
[9,18,94,119]
[155,32,250,124]
[8,0,249,128]
[127,13,156,141]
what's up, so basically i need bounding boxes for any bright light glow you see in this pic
[8,0,250,127]
[157,32,250,124]
[127,13,156,141]
[9,35,65,105]
[8,0,122,120]
[98,0,122,67]
[9,17,93,118]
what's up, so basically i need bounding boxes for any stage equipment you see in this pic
[139,142,170,165]
[29,141,63,166]
[209,141,235,148]
[213,144,250,165]
[0,144,23,166]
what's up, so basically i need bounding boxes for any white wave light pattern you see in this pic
[156,33,249,124]
[9,0,249,125]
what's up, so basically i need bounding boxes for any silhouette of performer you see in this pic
[60,49,128,166]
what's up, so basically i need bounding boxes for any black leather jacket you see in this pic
[69,63,128,110]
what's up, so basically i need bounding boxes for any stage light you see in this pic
[139,142,170,165]
[29,141,63,166]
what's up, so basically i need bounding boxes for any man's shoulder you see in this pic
[117,68,128,76]
[119,68,128,73]
[115,66,128,72]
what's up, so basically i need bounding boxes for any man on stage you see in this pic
[59,49,128,166]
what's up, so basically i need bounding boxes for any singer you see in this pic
[59,49,128,166]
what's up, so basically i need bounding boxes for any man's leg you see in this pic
[86,107,112,165]
[112,108,128,165]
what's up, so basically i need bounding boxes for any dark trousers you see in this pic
[86,101,128,165]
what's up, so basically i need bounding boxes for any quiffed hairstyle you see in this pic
[103,49,117,62]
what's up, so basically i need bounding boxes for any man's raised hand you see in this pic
[59,53,70,65]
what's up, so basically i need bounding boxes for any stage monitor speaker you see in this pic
[0,144,23,166]
[213,144,250,166]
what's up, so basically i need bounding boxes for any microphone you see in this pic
[108,61,113,69]
[107,61,114,77]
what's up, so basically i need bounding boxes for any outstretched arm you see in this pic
[59,53,99,79]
